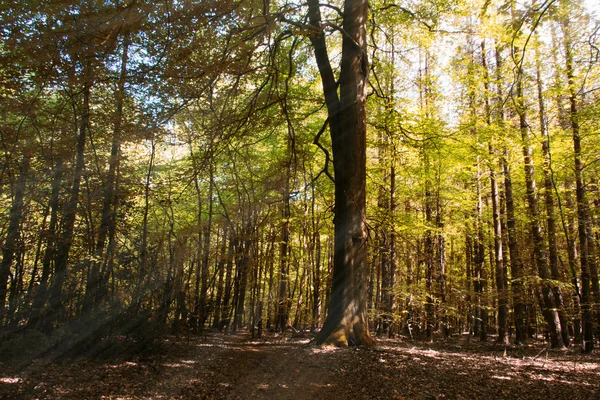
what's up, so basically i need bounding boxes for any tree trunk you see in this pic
[199,163,214,332]
[585,220,600,339]
[425,159,435,341]
[565,22,593,351]
[549,27,582,341]
[0,155,30,325]
[535,46,569,347]
[83,33,129,314]
[233,224,251,331]
[172,239,188,333]
[212,227,228,327]
[436,192,448,338]
[490,154,508,344]
[191,199,202,332]
[475,163,487,341]
[514,35,563,348]
[309,0,372,347]
[312,230,321,332]
[48,75,91,329]
[481,40,508,344]
[31,157,63,326]
[220,229,235,331]
[265,228,275,330]
[276,159,290,332]
[131,137,155,312]
[389,164,397,337]
[495,47,525,344]
[560,179,582,340]
[465,228,474,335]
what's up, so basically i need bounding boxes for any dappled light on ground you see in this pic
[0,332,598,399]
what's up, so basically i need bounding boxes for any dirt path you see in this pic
[1,332,598,399]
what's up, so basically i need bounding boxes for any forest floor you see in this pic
[0,330,598,400]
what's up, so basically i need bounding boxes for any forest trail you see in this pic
[0,331,598,399]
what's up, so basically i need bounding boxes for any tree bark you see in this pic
[308,0,372,347]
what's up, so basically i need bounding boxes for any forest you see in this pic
[0,0,599,398]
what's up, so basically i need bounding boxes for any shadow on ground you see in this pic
[1,332,598,399]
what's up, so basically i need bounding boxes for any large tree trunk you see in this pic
[308,0,372,347]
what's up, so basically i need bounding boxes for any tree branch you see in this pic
[313,118,334,183]
[307,0,340,115]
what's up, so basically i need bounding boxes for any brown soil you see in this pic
[0,332,598,399]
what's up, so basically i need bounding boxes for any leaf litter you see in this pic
[0,332,598,399]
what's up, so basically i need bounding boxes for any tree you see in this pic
[481,40,509,345]
[561,4,594,353]
[306,0,372,347]
[512,12,565,348]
